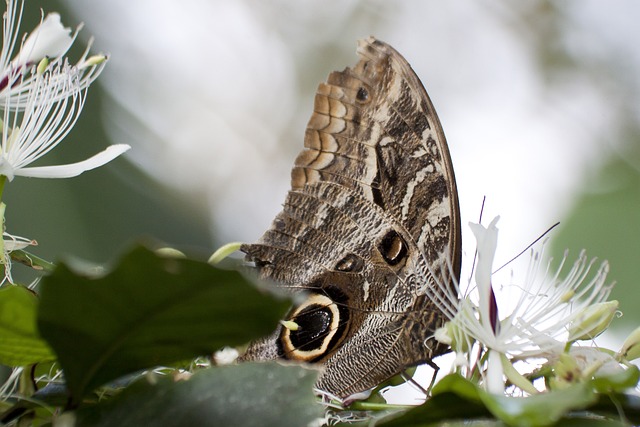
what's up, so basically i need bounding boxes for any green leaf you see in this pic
[379,374,628,427]
[72,362,322,427]
[480,383,597,427]
[432,373,484,403]
[430,375,600,426]
[591,365,640,393]
[379,392,491,426]
[0,285,55,366]
[37,245,290,405]
[380,375,491,426]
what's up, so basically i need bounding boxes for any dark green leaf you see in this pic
[73,362,322,427]
[380,375,491,426]
[422,422,505,427]
[552,419,629,427]
[379,391,491,426]
[37,245,289,405]
[0,285,55,366]
[588,392,640,425]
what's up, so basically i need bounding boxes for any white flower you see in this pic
[213,347,239,365]
[0,229,35,284]
[0,0,128,180]
[0,1,107,108]
[439,217,613,394]
[3,229,34,252]
[0,63,129,180]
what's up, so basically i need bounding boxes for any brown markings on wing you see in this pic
[291,37,460,275]
[241,37,461,398]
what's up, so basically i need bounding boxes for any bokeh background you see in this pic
[7,2,639,342]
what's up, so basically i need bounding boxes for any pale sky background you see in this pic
[50,0,639,402]
[58,1,639,280]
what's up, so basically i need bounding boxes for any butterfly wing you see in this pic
[240,37,461,398]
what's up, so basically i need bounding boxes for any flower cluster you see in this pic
[0,0,129,283]
[0,1,129,181]
[435,217,628,395]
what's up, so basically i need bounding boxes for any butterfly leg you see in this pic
[421,360,441,396]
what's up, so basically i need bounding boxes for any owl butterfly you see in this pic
[240,37,461,399]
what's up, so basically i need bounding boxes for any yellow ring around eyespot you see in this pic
[281,294,340,362]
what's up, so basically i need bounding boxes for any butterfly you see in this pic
[239,37,461,399]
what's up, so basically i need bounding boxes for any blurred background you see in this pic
[7,2,639,340]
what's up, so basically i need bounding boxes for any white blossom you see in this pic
[0,62,129,180]
[11,13,72,69]
[0,1,108,108]
[0,0,128,180]
[0,229,35,284]
[438,217,613,394]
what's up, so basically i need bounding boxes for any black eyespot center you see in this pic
[279,287,351,362]
[378,229,408,266]
[289,304,332,351]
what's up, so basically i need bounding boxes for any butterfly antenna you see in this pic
[493,222,560,274]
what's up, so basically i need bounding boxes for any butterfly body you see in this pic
[240,37,461,398]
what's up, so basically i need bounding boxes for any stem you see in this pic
[564,341,573,353]
[347,401,414,411]
[0,201,5,282]
[471,347,489,382]
[10,249,55,273]
[0,176,7,282]
[18,366,35,396]
[0,176,6,202]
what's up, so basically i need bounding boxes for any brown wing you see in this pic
[240,37,461,398]
[292,37,460,272]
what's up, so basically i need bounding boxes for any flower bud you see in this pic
[208,242,242,265]
[80,54,108,68]
[435,319,471,353]
[569,300,618,341]
[549,353,581,390]
[214,347,239,365]
[619,325,640,361]
[155,247,186,259]
[434,325,452,345]
[36,57,49,75]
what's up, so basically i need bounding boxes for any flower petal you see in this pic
[13,13,73,68]
[14,144,130,178]
[486,349,504,393]
[469,217,500,335]
[3,231,36,251]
